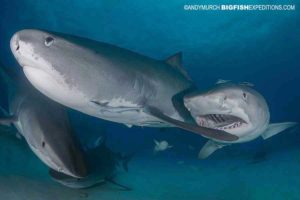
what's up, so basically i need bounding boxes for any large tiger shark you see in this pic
[10,29,237,142]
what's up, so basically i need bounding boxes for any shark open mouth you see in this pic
[196,114,247,131]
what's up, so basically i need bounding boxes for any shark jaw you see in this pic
[195,113,248,132]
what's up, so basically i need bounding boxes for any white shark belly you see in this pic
[23,66,88,109]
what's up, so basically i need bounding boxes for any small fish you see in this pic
[216,79,231,84]
[153,140,172,153]
[239,82,254,87]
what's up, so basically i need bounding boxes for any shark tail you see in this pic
[104,177,132,191]
[116,152,134,172]
[121,153,134,172]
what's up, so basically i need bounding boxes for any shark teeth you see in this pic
[196,114,246,130]
[215,121,243,130]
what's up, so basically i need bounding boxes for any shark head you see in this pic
[184,84,270,142]
[11,29,58,72]
[10,29,92,110]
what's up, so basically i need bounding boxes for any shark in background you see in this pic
[184,83,298,158]
[0,62,88,178]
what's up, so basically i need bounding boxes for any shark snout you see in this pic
[10,33,20,55]
[10,29,44,69]
[10,31,30,68]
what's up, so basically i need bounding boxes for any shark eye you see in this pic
[243,92,247,99]
[45,36,54,47]
[42,141,45,148]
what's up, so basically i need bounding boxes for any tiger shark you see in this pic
[184,83,298,158]
[0,66,88,178]
[10,29,237,142]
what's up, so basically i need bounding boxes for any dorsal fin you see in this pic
[165,52,191,81]
[166,52,182,69]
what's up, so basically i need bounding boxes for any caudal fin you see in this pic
[120,153,134,172]
[105,177,132,191]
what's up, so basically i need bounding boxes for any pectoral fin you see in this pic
[261,122,298,140]
[0,115,17,126]
[198,140,226,159]
[146,106,239,142]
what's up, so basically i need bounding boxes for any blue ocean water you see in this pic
[0,0,299,199]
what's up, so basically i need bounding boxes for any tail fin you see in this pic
[105,177,132,191]
[115,151,134,172]
[120,153,134,172]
